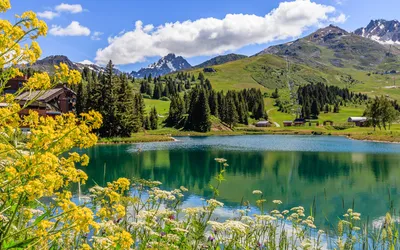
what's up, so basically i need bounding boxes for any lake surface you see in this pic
[75,135,400,229]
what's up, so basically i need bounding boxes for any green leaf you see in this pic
[4,237,37,249]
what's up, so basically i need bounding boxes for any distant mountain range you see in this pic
[17,19,400,79]
[18,55,123,75]
[130,54,191,78]
[257,24,400,71]
[194,54,248,68]
[355,19,400,45]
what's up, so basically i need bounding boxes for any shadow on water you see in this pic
[74,135,400,229]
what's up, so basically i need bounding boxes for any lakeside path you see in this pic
[267,107,281,127]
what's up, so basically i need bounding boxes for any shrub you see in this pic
[160,96,170,101]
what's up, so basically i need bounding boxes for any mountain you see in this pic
[23,55,79,73]
[194,54,248,68]
[257,24,400,71]
[18,55,122,75]
[131,53,191,78]
[355,19,400,45]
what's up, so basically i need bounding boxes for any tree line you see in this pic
[139,72,199,100]
[297,83,368,119]
[166,79,267,132]
[75,61,158,137]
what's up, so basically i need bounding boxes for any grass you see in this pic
[98,133,174,144]
[143,98,170,115]
[175,48,400,102]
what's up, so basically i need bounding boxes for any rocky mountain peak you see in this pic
[355,19,400,44]
[131,54,191,78]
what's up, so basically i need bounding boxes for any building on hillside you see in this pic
[293,118,306,126]
[283,121,293,127]
[5,76,28,94]
[203,67,216,73]
[347,117,367,127]
[255,121,271,127]
[15,86,76,117]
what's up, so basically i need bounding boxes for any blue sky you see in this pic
[3,0,400,72]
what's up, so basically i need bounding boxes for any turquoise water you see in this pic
[76,135,400,228]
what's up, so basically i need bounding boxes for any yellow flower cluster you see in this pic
[107,231,133,249]
[0,6,47,68]
[54,62,82,85]
[23,72,51,90]
[0,0,11,12]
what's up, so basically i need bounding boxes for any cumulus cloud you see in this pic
[79,60,94,65]
[330,13,347,23]
[37,10,59,20]
[49,21,91,36]
[91,31,104,41]
[95,0,345,65]
[55,3,83,13]
[37,3,83,19]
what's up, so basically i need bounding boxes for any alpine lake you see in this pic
[73,135,400,229]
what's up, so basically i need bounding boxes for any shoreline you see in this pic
[96,128,400,145]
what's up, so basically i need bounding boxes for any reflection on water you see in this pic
[75,135,400,228]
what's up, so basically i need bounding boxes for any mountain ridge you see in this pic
[18,55,123,75]
[131,53,191,78]
[194,53,248,68]
[355,19,400,45]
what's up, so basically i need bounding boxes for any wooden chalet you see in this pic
[255,121,271,127]
[15,86,76,117]
[347,117,367,127]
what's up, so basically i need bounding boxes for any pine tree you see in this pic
[198,72,205,82]
[208,90,219,117]
[152,83,162,99]
[75,80,86,115]
[143,116,151,130]
[186,88,211,132]
[166,95,184,127]
[224,95,239,128]
[99,60,119,137]
[149,106,158,130]
[117,74,138,136]
[311,99,320,118]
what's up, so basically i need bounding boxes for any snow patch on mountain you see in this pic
[355,19,400,45]
[131,53,191,78]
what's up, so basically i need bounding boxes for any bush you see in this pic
[160,96,170,101]
[142,93,152,99]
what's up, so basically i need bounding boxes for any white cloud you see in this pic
[329,13,348,23]
[37,3,83,20]
[334,0,346,5]
[55,3,83,14]
[91,31,104,41]
[49,21,91,36]
[79,60,94,65]
[37,10,59,20]
[95,0,344,65]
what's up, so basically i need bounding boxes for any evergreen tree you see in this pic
[311,99,320,118]
[75,80,86,115]
[149,106,158,130]
[208,90,219,117]
[152,83,162,99]
[191,74,195,82]
[198,72,205,83]
[224,95,239,128]
[271,88,279,99]
[166,95,184,127]
[186,88,211,132]
[99,60,119,137]
[143,116,151,130]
